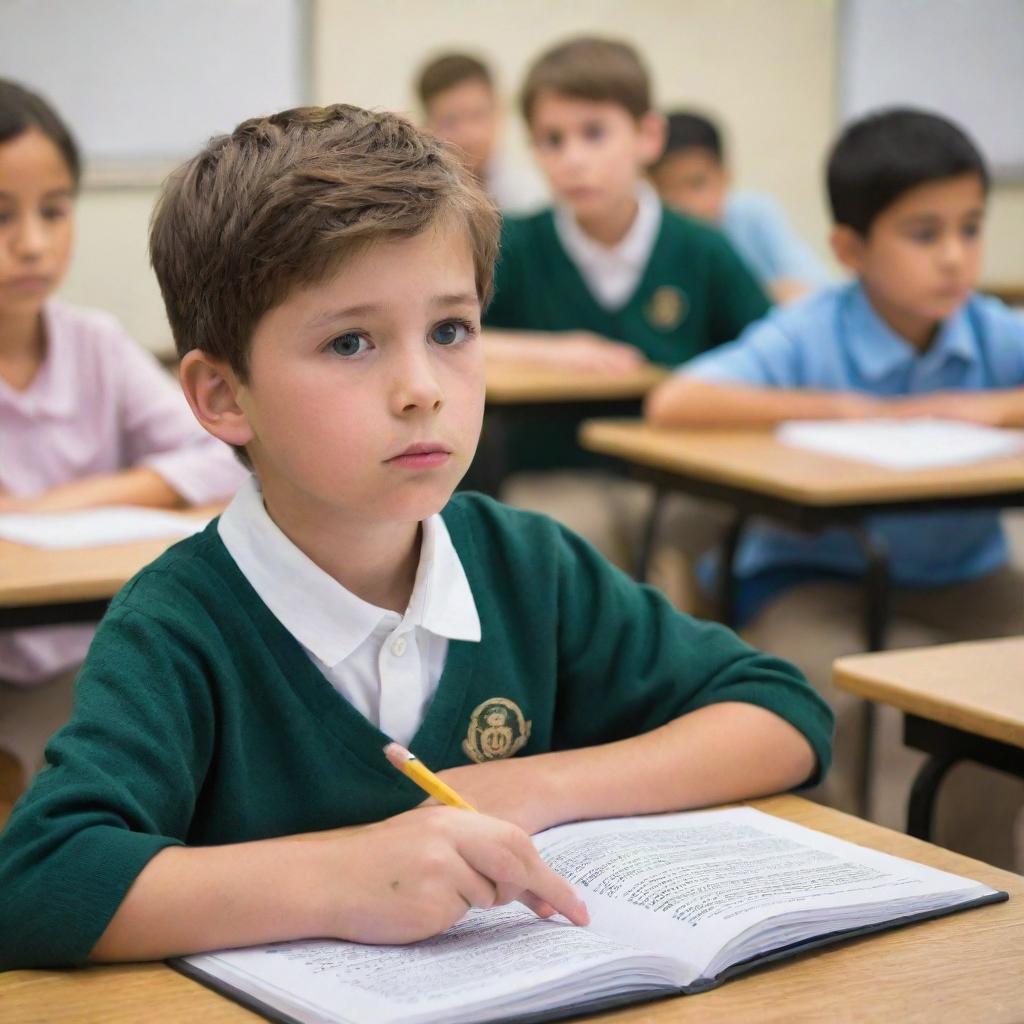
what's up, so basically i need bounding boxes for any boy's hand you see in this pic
[500,331,646,374]
[317,806,588,944]
[886,393,1007,427]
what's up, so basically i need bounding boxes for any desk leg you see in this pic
[716,512,747,628]
[849,526,890,818]
[633,486,665,583]
[907,753,960,840]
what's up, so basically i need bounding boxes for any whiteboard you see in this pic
[0,0,308,179]
[840,0,1024,180]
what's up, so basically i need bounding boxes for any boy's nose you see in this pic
[391,348,444,415]
[13,213,49,260]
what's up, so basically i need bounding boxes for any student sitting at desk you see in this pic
[482,37,770,567]
[0,80,246,794]
[417,52,547,215]
[647,108,1024,869]
[649,110,830,304]
[0,103,831,970]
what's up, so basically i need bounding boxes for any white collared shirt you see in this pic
[217,477,481,745]
[553,181,663,310]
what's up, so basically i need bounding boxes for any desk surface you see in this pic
[0,507,218,610]
[580,419,1024,506]
[484,360,666,404]
[2,794,1021,1024]
[835,637,1024,749]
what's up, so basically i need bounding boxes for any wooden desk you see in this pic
[835,638,1024,840]
[0,507,219,630]
[2,795,1021,1023]
[579,420,1024,649]
[467,361,667,496]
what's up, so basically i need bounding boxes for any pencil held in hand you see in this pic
[383,742,478,811]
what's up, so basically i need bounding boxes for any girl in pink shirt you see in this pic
[0,80,246,787]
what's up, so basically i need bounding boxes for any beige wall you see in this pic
[59,0,1024,352]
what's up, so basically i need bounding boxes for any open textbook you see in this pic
[777,418,1024,470]
[174,807,1006,1024]
[0,506,209,549]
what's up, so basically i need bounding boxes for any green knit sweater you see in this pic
[0,494,831,970]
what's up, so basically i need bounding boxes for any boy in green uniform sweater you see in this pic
[0,105,831,970]
[482,37,769,568]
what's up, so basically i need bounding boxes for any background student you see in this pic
[647,108,1024,870]
[0,79,247,793]
[0,104,832,970]
[650,111,830,304]
[481,37,771,567]
[417,52,547,215]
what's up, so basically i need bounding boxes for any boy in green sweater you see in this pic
[0,105,831,971]
[481,37,770,567]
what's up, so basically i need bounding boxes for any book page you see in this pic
[0,506,208,549]
[184,905,675,1024]
[776,418,1024,470]
[534,807,992,980]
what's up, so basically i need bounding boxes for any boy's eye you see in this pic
[41,206,68,222]
[540,130,563,150]
[430,321,470,346]
[908,228,939,244]
[582,121,605,142]
[327,333,370,357]
[962,222,982,240]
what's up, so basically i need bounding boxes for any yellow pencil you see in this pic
[383,742,478,812]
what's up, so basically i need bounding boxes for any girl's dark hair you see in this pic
[0,79,81,188]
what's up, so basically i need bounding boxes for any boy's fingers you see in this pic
[521,860,590,926]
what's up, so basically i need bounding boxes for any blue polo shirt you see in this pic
[722,192,831,292]
[683,282,1024,619]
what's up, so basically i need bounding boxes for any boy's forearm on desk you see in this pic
[442,703,816,832]
[1,468,185,514]
[645,378,877,428]
[89,836,331,962]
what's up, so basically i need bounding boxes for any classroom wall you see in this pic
[59,0,1024,353]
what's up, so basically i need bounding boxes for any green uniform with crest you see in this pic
[482,207,771,472]
[0,493,831,971]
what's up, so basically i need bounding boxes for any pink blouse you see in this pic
[0,300,248,684]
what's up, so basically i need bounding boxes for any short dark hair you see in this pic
[520,37,651,124]
[827,108,989,235]
[417,53,492,110]
[0,79,81,188]
[658,111,723,164]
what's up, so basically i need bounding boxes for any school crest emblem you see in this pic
[645,285,687,331]
[462,698,532,763]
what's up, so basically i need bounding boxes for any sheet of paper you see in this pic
[0,506,209,549]
[776,418,1024,470]
[534,807,991,979]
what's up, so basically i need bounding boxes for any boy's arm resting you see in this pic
[645,375,881,428]
[484,329,647,372]
[885,388,1024,428]
[441,525,833,835]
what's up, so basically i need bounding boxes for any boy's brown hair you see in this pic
[150,104,500,379]
[520,37,651,124]
[417,53,492,111]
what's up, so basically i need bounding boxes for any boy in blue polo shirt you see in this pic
[647,109,1024,869]
[649,111,830,304]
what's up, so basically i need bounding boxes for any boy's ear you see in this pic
[637,111,668,167]
[830,224,867,274]
[179,350,255,448]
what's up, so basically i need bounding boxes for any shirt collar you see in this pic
[0,302,78,418]
[217,477,480,668]
[843,282,978,381]
[553,180,662,272]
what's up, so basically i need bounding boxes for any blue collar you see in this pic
[842,283,977,382]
